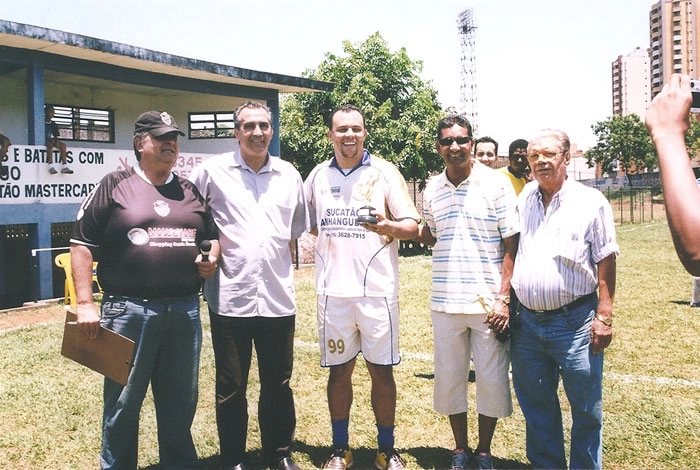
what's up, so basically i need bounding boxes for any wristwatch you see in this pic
[496,294,510,305]
[595,314,613,326]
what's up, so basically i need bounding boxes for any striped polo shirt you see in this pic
[423,163,519,314]
[512,179,620,311]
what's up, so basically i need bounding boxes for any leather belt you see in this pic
[526,292,596,314]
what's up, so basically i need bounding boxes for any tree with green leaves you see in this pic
[585,114,656,185]
[280,32,445,187]
[684,116,700,157]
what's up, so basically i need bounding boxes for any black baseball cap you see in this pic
[134,111,185,137]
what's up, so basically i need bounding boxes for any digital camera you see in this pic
[691,80,700,113]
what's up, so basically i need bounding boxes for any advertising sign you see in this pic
[0,145,210,204]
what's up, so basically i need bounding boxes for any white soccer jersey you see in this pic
[305,151,419,297]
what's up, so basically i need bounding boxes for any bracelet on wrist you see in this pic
[495,294,510,305]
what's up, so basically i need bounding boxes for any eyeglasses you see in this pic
[527,150,562,162]
[438,136,471,147]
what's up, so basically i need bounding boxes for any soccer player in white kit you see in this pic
[305,104,419,470]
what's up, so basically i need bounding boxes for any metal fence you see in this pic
[399,179,666,256]
[604,186,666,225]
[409,176,668,226]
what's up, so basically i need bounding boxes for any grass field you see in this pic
[2,220,700,469]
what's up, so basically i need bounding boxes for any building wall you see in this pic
[0,18,334,309]
[0,70,274,308]
[650,0,700,97]
[612,55,623,115]
[620,47,651,119]
[0,77,28,139]
[0,74,246,156]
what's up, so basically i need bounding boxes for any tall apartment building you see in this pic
[612,47,651,118]
[650,0,700,97]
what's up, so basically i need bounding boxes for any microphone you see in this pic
[200,240,212,262]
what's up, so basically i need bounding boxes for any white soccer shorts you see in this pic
[317,295,401,367]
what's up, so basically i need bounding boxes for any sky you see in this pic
[3,0,653,151]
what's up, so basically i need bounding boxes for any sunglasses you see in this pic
[438,136,471,147]
[527,151,562,163]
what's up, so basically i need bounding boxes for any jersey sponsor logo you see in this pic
[319,207,362,228]
[153,199,170,217]
[128,228,149,245]
[146,227,197,248]
[325,207,359,217]
[147,227,197,240]
[128,226,198,247]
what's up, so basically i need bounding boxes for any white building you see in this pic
[612,47,651,119]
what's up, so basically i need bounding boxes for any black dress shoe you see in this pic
[277,456,302,470]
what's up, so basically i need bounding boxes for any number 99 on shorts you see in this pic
[328,338,345,355]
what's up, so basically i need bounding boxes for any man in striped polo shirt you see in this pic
[416,114,519,470]
[510,129,618,470]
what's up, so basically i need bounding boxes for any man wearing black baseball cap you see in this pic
[71,109,219,469]
[134,110,186,137]
[132,111,185,161]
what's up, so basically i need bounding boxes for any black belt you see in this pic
[105,293,199,303]
[525,292,596,315]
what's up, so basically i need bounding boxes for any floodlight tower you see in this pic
[457,7,478,131]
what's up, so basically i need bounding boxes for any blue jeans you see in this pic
[99,294,202,470]
[511,294,603,470]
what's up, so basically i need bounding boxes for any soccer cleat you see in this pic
[61,166,74,174]
[48,166,58,174]
[322,448,353,469]
[375,449,406,470]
